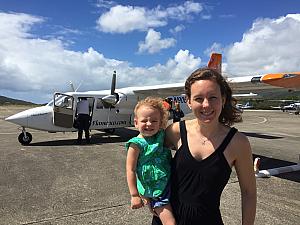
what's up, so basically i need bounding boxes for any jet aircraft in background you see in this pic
[5,53,300,145]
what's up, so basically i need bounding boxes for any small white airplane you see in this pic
[5,72,190,145]
[281,102,300,113]
[236,102,254,111]
[5,53,300,145]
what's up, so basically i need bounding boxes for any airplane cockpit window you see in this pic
[47,100,54,106]
[53,93,74,109]
[62,97,72,109]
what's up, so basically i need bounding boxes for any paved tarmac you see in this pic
[0,106,299,225]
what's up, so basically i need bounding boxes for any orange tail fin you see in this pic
[207,53,222,74]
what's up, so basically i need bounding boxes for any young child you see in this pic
[125,97,176,225]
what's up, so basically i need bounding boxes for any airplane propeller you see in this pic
[102,71,119,106]
[70,81,75,92]
[69,81,82,92]
[111,70,116,95]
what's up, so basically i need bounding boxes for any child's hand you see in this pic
[131,196,143,209]
[140,196,150,205]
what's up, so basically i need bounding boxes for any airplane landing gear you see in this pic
[18,127,32,145]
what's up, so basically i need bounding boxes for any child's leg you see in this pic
[153,203,176,225]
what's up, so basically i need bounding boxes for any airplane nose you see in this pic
[5,111,28,127]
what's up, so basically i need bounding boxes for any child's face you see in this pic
[134,105,161,137]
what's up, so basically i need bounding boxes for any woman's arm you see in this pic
[234,133,257,225]
[165,122,181,149]
[126,144,144,209]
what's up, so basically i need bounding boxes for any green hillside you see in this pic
[0,96,37,105]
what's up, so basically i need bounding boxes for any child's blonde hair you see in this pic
[134,97,169,129]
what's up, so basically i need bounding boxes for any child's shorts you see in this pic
[150,183,171,208]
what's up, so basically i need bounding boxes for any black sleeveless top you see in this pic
[152,120,237,225]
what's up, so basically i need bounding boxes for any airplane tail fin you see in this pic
[207,53,222,74]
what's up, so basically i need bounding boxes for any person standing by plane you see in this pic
[152,68,256,225]
[75,97,91,144]
[171,101,184,123]
[125,97,176,225]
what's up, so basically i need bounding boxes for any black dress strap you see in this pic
[217,127,238,153]
[179,121,237,153]
[179,120,188,148]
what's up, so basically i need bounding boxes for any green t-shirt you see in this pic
[125,129,172,198]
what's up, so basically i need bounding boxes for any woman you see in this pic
[152,68,256,225]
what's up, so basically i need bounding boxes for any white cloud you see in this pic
[170,25,185,34]
[95,0,115,9]
[138,29,176,54]
[0,12,43,39]
[164,49,201,79]
[96,1,203,33]
[204,42,224,56]
[0,12,200,103]
[225,14,300,75]
[165,1,203,20]
[96,5,166,33]
[201,15,211,20]
[5,11,300,104]
[115,49,201,87]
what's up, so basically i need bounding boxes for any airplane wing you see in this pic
[228,76,282,94]
[128,73,299,100]
[227,74,300,99]
[130,74,299,100]
[131,83,185,98]
[121,53,300,100]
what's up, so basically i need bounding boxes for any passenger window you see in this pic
[96,98,103,109]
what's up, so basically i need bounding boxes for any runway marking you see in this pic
[249,116,268,125]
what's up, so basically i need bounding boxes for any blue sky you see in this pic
[1,0,300,103]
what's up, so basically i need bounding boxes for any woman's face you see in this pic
[187,79,225,124]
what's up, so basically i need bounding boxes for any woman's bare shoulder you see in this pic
[232,129,250,145]
[230,128,252,155]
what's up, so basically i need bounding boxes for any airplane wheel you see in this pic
[18,132,32,145]
[104,128,115,134]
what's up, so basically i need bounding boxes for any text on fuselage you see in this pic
[92,120,127,126]
[171,96,187,103]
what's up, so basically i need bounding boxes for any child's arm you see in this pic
[126,143,144,209]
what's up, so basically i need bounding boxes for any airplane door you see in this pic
[91,98,131,129]
[53,93,74,128]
